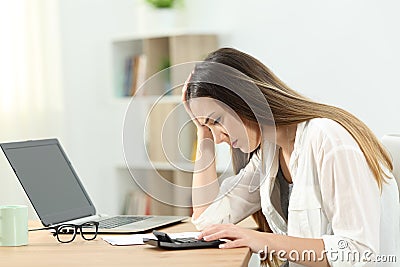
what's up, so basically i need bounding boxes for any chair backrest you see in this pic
[382,134,400,194]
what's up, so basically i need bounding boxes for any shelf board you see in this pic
[117,161,231,174]
[137,94,182,103]
[114,94,181,103]
[126,161,194,171]
[112,30,220,43]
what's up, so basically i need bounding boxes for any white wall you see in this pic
[188,0,400,137]
[0,0,64,218]
[57,0,144,215]
[55,0,400,214]
[2,0,398,217]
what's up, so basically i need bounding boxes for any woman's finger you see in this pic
[203,229,242,241]
[181,78,201,128]
[180,71,214,139]
[219,239,246,249]
[181,71,193,100]
[199,224,234,239]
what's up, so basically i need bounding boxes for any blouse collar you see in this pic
[289,121,309,181]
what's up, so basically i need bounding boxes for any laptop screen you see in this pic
[1,139,96,226]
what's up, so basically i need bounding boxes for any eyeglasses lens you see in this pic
[80,222,98,241]
[57,225,76,243]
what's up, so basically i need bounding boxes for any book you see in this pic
[123,57,133,96]
[130,54,147,96]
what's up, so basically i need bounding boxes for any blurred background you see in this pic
[1,0,399,220]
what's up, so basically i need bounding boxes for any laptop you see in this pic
[0,138,187,233]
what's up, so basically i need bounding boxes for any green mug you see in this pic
[0,205,28,246]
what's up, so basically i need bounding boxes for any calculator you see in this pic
[143,231,225,250]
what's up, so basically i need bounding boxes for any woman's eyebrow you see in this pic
[203,112,215,125]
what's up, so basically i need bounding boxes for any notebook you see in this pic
[0,138,187,233]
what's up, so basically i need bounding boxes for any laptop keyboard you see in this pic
[99,216,152,229]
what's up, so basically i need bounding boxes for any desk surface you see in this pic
[0,218,257,267]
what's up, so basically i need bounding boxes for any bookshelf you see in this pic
[113,33,230,216]
[112,33,218,97]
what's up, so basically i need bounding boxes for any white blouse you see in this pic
[192,118,400,267]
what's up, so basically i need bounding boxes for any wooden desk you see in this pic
[0,218,256,267]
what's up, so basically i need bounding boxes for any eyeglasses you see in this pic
[29,221,99,243]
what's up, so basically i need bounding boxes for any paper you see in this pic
[102,232,200,246]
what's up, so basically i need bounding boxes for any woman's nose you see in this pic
[213,130,229,145]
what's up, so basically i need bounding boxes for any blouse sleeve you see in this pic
[191,151,263,230]
[318,144,382,266]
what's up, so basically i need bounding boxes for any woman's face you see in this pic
[189,97,261,153]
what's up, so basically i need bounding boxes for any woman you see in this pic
[182,48,399,267]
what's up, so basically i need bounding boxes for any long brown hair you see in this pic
[186,47,393,266]
[186,47,392,189]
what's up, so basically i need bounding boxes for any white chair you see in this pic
[381,134,400,194]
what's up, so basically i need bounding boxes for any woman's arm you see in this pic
[191,129,219,220]
[182,77,262,228]
[198,224,329,267]
[263,233,329,267]
[182,79,219,219]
